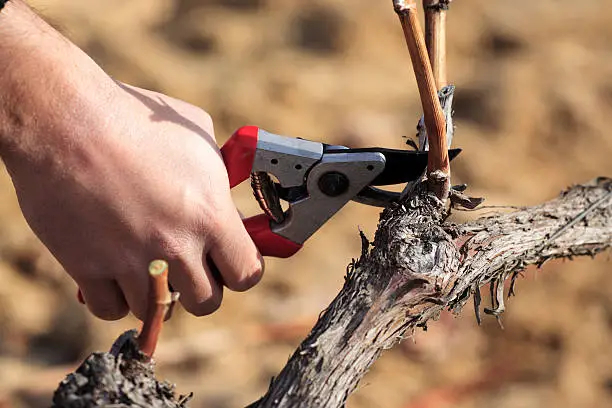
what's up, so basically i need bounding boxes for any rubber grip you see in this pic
[243,214,302,258]
[220,125,259,188]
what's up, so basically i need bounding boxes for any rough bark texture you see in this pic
[52,330,192,408]
[250,177,612,408]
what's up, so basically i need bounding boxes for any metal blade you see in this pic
[352,186,400,208]
[324,147,462,186]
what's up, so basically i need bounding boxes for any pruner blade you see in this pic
[349,148,463,207]
[325,147,462,186]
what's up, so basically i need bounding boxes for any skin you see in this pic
[0,0,264,321]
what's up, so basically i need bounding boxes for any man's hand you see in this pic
[0,0,263,321]
[11,83,264,321]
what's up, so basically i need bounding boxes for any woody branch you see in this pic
[394,0,450,199]
[423,0,451,89]
[249,177,612,408]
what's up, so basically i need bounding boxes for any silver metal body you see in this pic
[253,130,385,245]
[254,130,323,187]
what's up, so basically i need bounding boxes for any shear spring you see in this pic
[251,172,285,224]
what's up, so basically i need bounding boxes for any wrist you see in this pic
[0,0,120,176]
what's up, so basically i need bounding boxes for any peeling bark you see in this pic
[251,177,612,408]
[52,331,193,407]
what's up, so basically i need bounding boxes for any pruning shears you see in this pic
[77,126,460,305]
[220,126,461,258]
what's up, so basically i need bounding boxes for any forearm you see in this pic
[0,0,119,174]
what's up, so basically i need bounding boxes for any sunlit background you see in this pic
[0,0,611,407]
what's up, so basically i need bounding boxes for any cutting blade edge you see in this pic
[324,147,461,186]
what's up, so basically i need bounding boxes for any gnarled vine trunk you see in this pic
[250,177,612,407]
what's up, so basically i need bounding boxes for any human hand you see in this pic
[0,0,264,321]
[5,80,264,321]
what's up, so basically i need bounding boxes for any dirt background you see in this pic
[0,0,611,407]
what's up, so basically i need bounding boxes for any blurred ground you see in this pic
[0,0,611,407]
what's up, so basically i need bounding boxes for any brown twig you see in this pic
[394,0,450,198]
[423,0,450,89]
[137,260,178,359]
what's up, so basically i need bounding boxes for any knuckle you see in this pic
[229,255,264,292]
[88,303,129,321]
[188,291,223,317]
[197,109,214,131]
[189,107,216,141]
[199,206,227,241]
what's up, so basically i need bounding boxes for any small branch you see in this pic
[394,0,450,198]
[423,0,451,88]
[137,260,178,359]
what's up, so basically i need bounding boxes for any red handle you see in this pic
[220,125,259,188]
[243,214,302,258]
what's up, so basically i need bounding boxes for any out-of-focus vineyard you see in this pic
[0,0,611,407]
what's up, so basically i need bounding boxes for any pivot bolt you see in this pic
[318,172,349,197]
